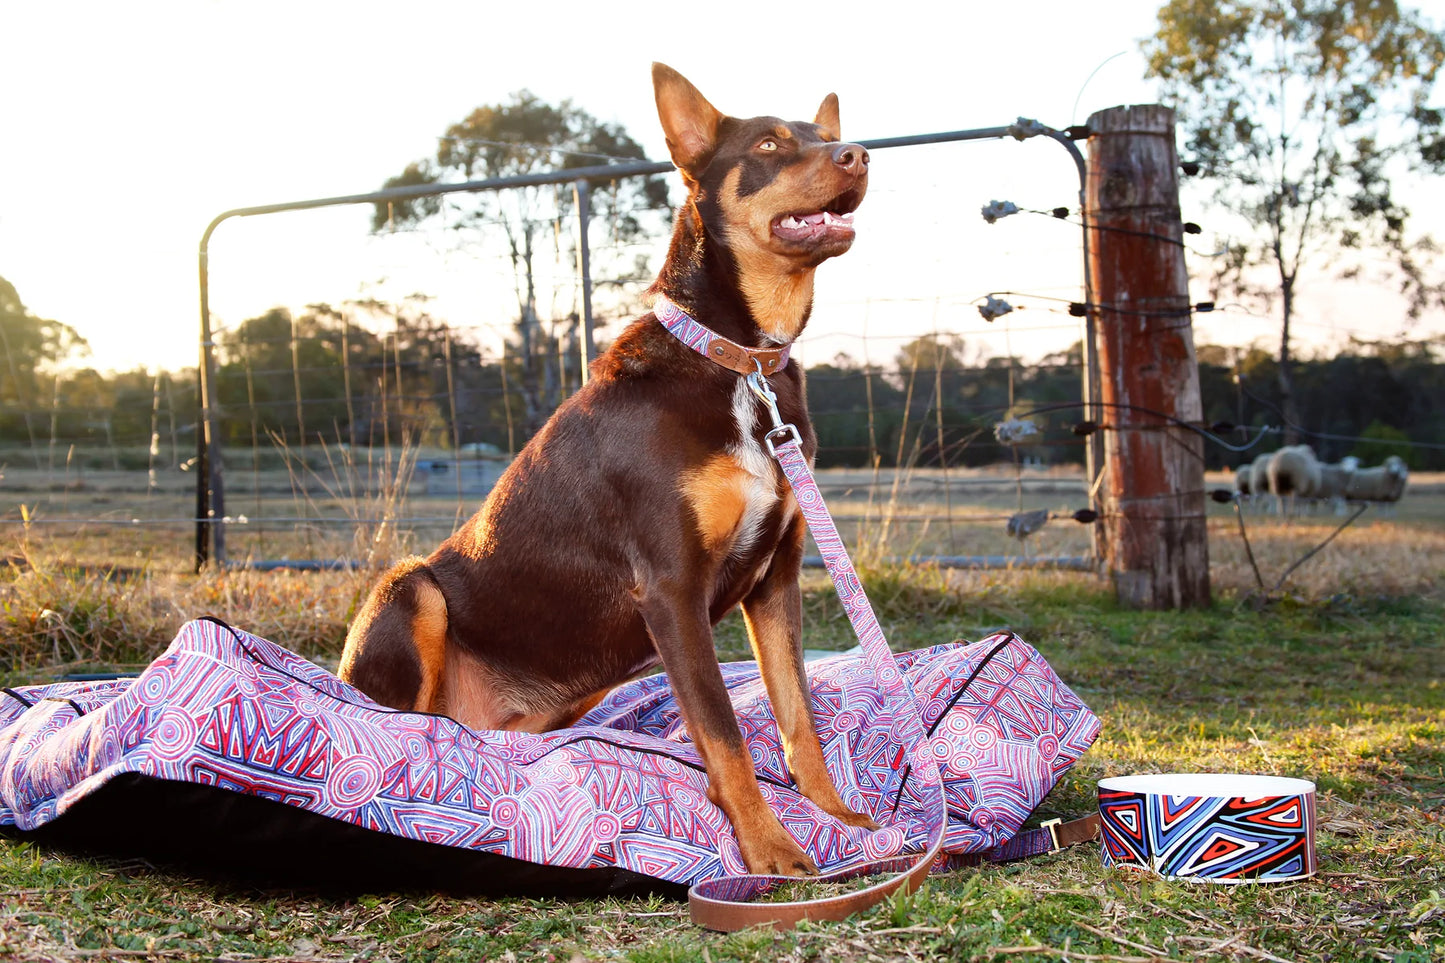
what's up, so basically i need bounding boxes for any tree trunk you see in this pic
[1086,105,1211,610]
[1278,279,1301,445]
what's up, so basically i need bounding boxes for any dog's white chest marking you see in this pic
[728,378,782,558]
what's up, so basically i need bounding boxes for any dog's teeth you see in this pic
[780,211,854,232]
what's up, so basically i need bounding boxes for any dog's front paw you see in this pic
[838,808,881,832]
[810,795,881,832]
[740,830,819,877]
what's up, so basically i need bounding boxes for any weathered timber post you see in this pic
[1086,105,1210,609]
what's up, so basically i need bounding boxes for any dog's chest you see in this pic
[681,379,792,561]
[726,378,785,558]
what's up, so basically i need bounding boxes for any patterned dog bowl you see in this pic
[1098,773,1316,883]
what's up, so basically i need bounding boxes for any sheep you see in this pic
[1314,461,1355,514]
[1268,444,1322,500]
[1249,453,1275,512]
[1343,455,1409,505]
[1269,445,1323,515]
[1234,460,1254,500]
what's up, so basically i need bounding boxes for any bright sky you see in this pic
[3,0,1443,376]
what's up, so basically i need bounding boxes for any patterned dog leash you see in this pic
[684,357,948,930]
[658,300,1096,930]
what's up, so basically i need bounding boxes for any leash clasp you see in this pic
[746,365,802,456]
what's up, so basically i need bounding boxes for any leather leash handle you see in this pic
[689,814,1101,930]
[689,834,942,931]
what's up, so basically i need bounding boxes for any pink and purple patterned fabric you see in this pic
[0,618,1098,889]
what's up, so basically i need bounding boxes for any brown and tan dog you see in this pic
[339,63,875,876]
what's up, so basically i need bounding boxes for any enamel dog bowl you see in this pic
[1098,773,1316,883]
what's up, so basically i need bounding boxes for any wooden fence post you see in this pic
[1086,105,1211,609]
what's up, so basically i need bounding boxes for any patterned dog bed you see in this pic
[0,618,1099,897]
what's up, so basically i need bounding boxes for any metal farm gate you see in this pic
[192,120,1110,577]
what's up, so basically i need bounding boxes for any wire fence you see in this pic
[3,119,1441,578]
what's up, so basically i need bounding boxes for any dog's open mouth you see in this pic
[772,188,863,246]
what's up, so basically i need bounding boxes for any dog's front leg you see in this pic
[742,516,881,832]
[635,581,819,876]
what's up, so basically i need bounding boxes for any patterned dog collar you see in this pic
[654,294,791,376]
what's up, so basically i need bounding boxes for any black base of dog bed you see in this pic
[7,772,685,901]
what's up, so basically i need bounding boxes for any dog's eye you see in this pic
[757,139,778,152]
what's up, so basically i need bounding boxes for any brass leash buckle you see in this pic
[1040,818,1063,853]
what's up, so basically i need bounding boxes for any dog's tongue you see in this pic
[774,210,854,243]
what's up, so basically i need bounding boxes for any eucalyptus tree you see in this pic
[374,93,669,436]
[0,276,87,457]
[1144,0,1445,440]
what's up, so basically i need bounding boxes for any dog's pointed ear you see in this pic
[653,63,724,175]
[814,93,841,142]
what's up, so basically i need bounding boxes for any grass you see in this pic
[1,472,1443,961]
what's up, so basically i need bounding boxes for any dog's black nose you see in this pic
[832,143,869,174]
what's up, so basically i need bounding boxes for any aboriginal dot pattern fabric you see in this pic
[0,618,1098,887]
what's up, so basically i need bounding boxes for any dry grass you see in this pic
[0,564,369,677]
[1210,514,1445,598]
[2,468,1443,675]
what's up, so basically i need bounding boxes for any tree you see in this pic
[806,355,904,468]
[373,92,670,437]
[217,306,355,447]
[1193,337,1445,470]
[215,300,515,454]
[0,276,88,456]
[1144,0,1445,442]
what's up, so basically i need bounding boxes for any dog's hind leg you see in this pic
[339,557,449,714]
[437,645,612,733]
[743,516,880,831]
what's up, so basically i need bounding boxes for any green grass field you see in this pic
[1,467,1442,961]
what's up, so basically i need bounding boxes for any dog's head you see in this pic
[653,64,868,337]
